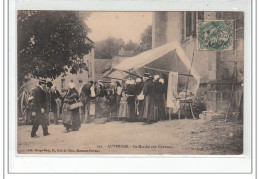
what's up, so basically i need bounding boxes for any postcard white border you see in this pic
[7,0,254,174]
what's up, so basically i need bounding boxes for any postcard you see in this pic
[17,11,244,155]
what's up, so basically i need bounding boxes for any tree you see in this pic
[17,11,93,86]
[124,40,138,52]
[137,25,152,53]
[94,37,125,59]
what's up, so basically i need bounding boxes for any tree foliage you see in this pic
[17,11,93,85]
[138,25,152,52]
[94,38,141,59]
[94,37,125,59]
[124,40,139,52]
[93,25,152,59]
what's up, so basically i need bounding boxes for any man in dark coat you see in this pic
[31,79,50,138]
[46,81,57,124]
[46,82,62,125]
[154,76,166,121]
[80,83,91,122]
[143,73,156,124]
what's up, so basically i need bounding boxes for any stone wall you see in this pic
[152,11,244,113]
[214,12,244,113]
[152,12,168,48]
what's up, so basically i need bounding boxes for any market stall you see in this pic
[102,41,201,119]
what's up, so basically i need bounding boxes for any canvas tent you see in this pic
[103,41,200,93]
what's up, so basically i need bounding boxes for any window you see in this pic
[186,12,192,37]
[185,11,197,37]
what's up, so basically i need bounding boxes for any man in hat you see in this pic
[46,81,60,124]
[143,73,150,82]
[31,79,50,138]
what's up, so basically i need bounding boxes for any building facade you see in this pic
[153,12,244,113]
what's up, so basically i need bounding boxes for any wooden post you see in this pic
[190,103,196,119]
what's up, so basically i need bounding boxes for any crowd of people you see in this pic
[29,79,82,137]
[80,72,168,124]
[26,72,169,138]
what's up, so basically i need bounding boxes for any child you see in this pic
[118,91,129,123]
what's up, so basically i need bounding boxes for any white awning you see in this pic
[102,69,129,80]
[105,41,201,93]
[114,41,200,78]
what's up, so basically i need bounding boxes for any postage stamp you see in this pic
[197,21,234,51]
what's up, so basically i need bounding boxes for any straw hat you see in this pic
[144,73,151,78]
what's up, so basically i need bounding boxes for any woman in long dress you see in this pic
[126,80,136,122]
[62,82,81,132]
[115,81,122,115]
[143,74,156,124]
[154,76,166,121]
[118,90,130,122]
[95,80,107,118]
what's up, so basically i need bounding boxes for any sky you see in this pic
[85,12,152,43]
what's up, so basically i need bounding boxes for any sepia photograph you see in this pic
[17,11,244,155]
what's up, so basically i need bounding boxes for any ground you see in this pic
[17,118,243,155]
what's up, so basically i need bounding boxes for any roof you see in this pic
[111,56,129,68]
[86,36,95,44]
[118,48,135,57]
[94,59,112,80]
[102,69,129,80]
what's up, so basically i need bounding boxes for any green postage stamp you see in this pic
[198,21,234,51]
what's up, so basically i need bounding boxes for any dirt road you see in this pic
[17,118,243,155]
